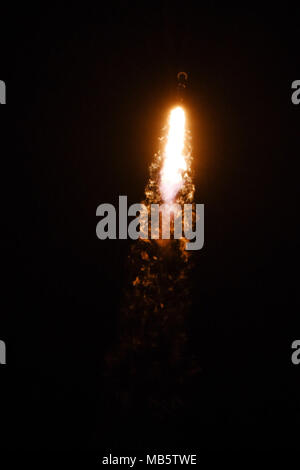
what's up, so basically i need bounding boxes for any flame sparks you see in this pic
[160,106,188,203]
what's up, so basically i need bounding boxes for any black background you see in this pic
[1,2,299,452]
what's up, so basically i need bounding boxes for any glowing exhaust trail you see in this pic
[105,74,200,417]
[160,106,187,204]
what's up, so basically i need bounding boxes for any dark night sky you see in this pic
[1,2,299,451]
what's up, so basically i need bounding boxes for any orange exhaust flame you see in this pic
[160,106,188,204]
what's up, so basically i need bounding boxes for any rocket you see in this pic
[176,71,188,103]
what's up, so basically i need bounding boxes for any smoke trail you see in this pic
[105,107,199,418]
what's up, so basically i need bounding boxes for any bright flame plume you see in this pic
[160,106,188,203]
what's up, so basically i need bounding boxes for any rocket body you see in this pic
[176,71,188,103]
